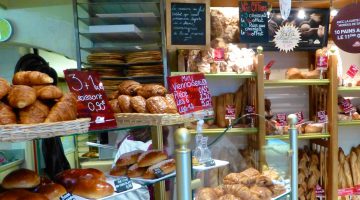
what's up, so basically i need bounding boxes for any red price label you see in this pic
[295,111,304,124]
[341,99,354,114]
[214,48,225,61]
[338,188,354,196]
[225,105,236,119]
[354,185,360,195]
[64,70,117,131]
[245,105,255,114]
[317,110,327,123]
[346,65,359,78]
[316,56,328,70]
[167,73,213,115]
[276,113,287,126]
[264,60,275,71]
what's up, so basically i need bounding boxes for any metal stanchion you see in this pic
[287,114,298,200]
[175,128,201,200]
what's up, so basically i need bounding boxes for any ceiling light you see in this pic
[297,9,306,19]
[330,8,338,17]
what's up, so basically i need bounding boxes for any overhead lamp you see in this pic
[297,8,306,19]
[330,8,338,17]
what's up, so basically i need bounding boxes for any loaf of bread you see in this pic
[19,100,49,124]
[216,94,226,128]
[35,85,63,100]
[137,150,167,167]
[2,168,40,189]
[117,95,133,113]
[286,68,304,79]
[118,80,142,96]
[142,159,176,179]
[115,150,144,167]
[127,164,146,178]
[0,78,10,100]
[130,96,148,113]
[7,85,37,108]
[37,183,67,200]
[109,99,121,113]
[350,149,360,185]
[109,166,127,176]
[13,71,53,85]
[137,84,167,98]
[0,102,16,125]
[72,178,114,199]
[45,93,77,122]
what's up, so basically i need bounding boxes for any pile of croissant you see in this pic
[108,80,177,114]
[196,168,286,200]
[0,71,77,125]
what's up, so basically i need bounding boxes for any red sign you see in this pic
[276,113,287,126]
[225,105,236,119]
[331,3,360,53]
[295,111,304,124]
[214,48,225,61]
[354,185,360,195]
[167,73,212,115]
[264,60,275,71]
[341,98,354,114]
[317,110,327,123]
[64,70,117,131]
[338,188,354,196]
[316,56,328,70]
[346,65,359,78]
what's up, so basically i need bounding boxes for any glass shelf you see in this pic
[338,120,360,126]
[264,79,330,86]
[189,127,258,135]
[265,133,330,140]
[171,72,257,78]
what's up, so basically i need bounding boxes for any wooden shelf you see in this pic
[171,72,256,78]
[338,87,360,92]
[265,133,330,140]
[189,127,258,135]
[338,120,360,126]
[264,79,330,86]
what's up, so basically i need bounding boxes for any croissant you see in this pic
[137,84,167,98]
[130,96,148,113]
[0,78,10,99]
[0,102,16,125]
[13,71,53,85]
[7,85,37,108]
[117,95,133,113]
[118,80,142,96]
[45,93,77,122]
[19,100,49,124]
[35,85,63,100]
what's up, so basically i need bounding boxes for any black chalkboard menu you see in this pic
[239,1,269,43]
[171,3,206,45]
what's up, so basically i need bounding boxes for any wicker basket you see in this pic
[115,113,197,126]
[0,118,91,142]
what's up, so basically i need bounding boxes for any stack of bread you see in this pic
[108,80,177,114]
[0,168,67,200]
[298,149,321,200]
[0,71,77,125]
[196,168,286,200]
[125,51,161,63]
[338,146,360,199]
[110,150,175,179]
[87,53,125,65]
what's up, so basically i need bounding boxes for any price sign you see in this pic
[168,73,213,115]
[338,188,354,196]
[316,56,328,70]
[64,70,117,130]
[264,60,275,71]
[276,113,287,126]
[346,65,359,78]
[214,48,225,61]
[205,159,216,167]
[340,99,354,114]
[315,185,325,195]
[353,185,360,195]
[225,105,236,120]
[60,193,75,200]
[153,168,165,178]
[114,177,133,193]
[295,111,304,124]
[317,111,327,123]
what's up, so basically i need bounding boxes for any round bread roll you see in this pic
[142,159,176,179]
[37,183,66,200]
[127,164,146,178]
[137,150,167,167]
[116,150,144,167]
[109,166,127,176]
[72,178,114,199]
[2,169,40,189]
[117,95,133,113]
[130,96,148,113]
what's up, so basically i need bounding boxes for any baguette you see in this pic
[216,94,226,128]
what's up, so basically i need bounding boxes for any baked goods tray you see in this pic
[107,172,176,185]
[193,159,229,172]
[74,177,142,200]
[0,118,91,142]
[115,113,197,126]
[272,188,291,200]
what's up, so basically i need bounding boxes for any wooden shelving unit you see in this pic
[171,71,257,78]
[264,79,330,86]
[338,120,360,126]
[265,133,331,140]
[338,86,360,92]
[189,128,258,136]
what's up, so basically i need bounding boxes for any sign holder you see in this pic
[166,0,210,49]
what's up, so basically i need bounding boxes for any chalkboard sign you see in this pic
[166,0,210,49]
[60,193,75,200]
[239,1,269,43]
[114,177,133,193]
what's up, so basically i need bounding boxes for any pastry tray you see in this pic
[192,159,229,172]
[131,172,176,184]
[73,177,142,200]
[272,188,291,200]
